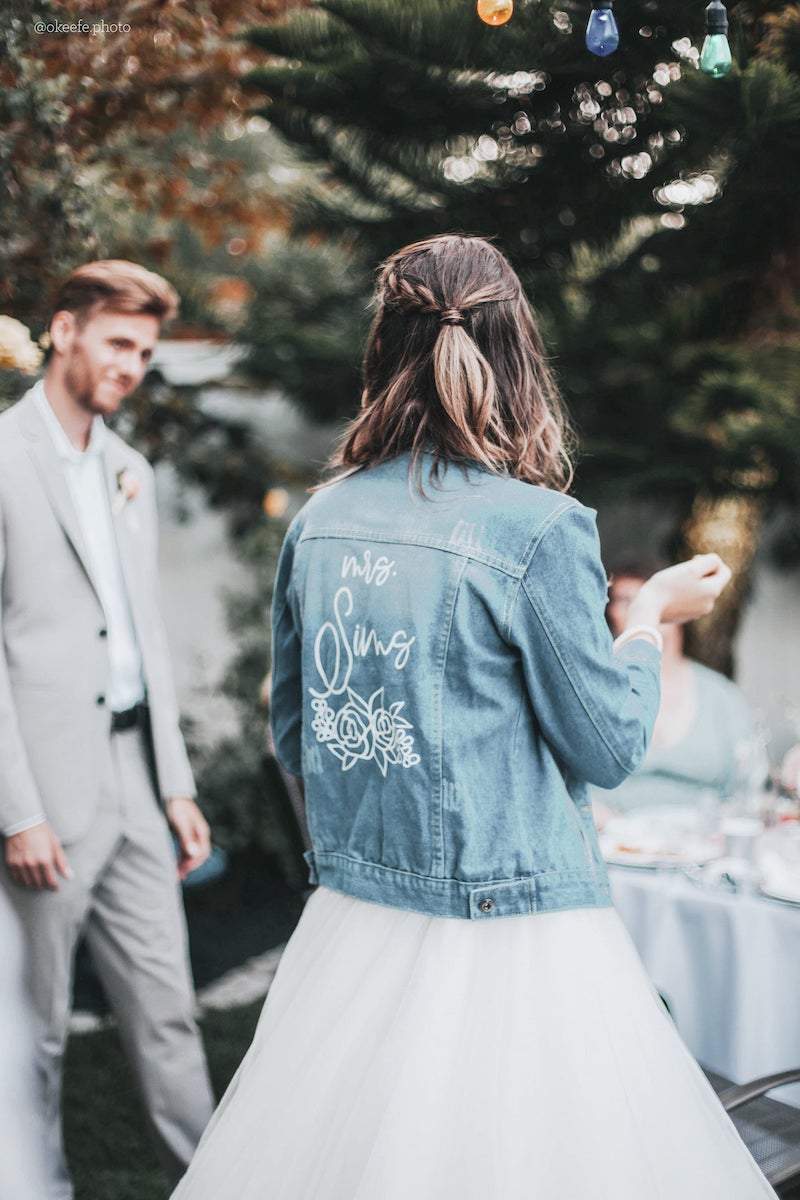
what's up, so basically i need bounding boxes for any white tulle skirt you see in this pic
[173,887,775,1199]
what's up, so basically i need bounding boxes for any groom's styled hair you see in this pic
[51,260,179,329]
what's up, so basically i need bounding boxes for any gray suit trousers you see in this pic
[2,725,214,1199]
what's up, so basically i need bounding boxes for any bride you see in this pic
[172,234,775,1199]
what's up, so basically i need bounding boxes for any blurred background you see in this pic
[1,2,799,1191]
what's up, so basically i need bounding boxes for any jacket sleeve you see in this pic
[136,460,196,801]
[0,504,47,832]
[270,514,304,777]
[511,503,661,789]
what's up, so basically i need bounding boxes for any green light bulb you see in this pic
[700,1,732,78]
[700,32,732,77]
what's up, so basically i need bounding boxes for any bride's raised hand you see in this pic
[628,554,732,628]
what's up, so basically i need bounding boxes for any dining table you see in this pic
[608,863,800,1106]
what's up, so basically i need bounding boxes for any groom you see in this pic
[0,261,215,1197]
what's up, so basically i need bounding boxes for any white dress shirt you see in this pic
[34,383,146,710]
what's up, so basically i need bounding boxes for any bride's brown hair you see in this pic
[325,234,574,491]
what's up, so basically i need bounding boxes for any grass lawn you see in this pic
[64,1002,264,1200]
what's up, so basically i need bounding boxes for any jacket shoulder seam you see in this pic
[297,508,577,580]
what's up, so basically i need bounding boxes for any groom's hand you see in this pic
[5,822,73,890]
[166,797,211,880]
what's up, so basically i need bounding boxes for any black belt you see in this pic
[110,703,149,732]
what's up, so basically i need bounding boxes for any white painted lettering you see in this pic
[341,549,396,586]
[309,585,415,699]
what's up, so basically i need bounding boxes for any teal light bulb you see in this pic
[700,32,732,77]
[701,0,732,78]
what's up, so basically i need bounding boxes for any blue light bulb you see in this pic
[586,3,619,56]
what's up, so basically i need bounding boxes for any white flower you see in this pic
[0,316,43,374]
[112,468,140,515]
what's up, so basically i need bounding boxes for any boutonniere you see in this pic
[112,468,140,516]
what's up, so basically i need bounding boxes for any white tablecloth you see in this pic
[609,866,800,1105]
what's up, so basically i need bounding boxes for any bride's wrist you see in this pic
[625,582,664,630]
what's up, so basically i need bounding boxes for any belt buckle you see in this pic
[111,705,141,733]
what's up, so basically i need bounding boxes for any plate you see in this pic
[602,843,723,869]
[757,828,800,903]
[759,882,800,906]
[600,805,724,869]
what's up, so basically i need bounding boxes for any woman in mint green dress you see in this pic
[593,565,762,826]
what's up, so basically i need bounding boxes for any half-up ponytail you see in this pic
[433,323,509,465]
[324,235,574,492]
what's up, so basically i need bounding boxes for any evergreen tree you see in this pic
[243,0,800,671]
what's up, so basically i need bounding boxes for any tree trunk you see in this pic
[679,493,766,678]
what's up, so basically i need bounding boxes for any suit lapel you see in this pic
[18,393,103,600]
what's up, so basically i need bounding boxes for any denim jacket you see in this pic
[271,454,661,920]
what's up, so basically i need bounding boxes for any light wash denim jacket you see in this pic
[271,454,661,920]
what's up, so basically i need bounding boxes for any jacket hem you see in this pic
[304,850,612,920]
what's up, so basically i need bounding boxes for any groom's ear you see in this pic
[49,310,78,356]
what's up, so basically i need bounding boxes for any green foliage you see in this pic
[242,0,800,515]
[0,368,36,411]
[202,1002,263,1096]
[183,518,310,884]
[111,381,308,877]
[237,237,373,419]
[113,379,277,536]
[0,2,303,326]
[246,0,703,253]
[0,5,100,319]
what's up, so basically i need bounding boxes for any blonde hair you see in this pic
[52,260,179,327]
[326,235,574,491]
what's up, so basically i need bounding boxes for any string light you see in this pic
[585,0,619,56]
[700,0,732,77]
[477,0,514,26]
[472,0,734,80]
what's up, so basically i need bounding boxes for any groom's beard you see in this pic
[64,354,134,417]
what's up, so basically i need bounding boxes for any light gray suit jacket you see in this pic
[0,390,195,845]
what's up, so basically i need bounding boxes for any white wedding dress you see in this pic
[172,886,776,1199]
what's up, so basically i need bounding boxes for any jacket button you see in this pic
[479,898,495,914]
[99,628,108,638]
[96,694,105,706]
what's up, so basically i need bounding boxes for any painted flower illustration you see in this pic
[370,704,397,754]
[310,686,420,775]
[331,698,373,766]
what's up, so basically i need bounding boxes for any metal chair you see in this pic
[705,1068,800,1197]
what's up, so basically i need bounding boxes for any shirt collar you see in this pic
[32,380,106,462]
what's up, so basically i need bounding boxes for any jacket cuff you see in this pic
[3,813,47,837]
